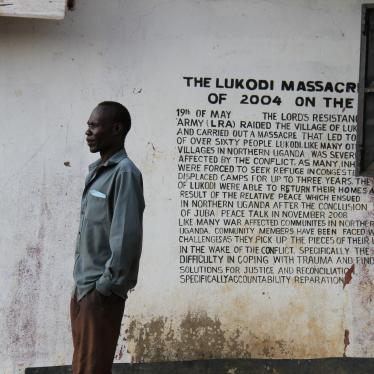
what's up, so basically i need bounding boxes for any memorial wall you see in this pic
[0,0,373,372]
[176,78,366,288]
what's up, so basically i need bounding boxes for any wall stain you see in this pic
[6,245,43,362]
[344,329,350,357]
[125,311,296,363]
[343,264,355,289]
[351,177,374,355]
[6,168,48,366]
[116,345,125,360]
[115,332,128,361]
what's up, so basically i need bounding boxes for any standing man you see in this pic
[70,101,145,373]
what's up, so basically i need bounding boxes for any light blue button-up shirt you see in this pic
[73,149,145,301]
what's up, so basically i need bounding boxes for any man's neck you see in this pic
[100,146,124,164]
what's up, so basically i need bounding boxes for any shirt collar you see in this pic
[88,149,127,171]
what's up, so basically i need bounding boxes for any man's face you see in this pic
[85,106,116,153]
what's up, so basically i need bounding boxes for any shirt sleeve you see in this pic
[96,171,144,296]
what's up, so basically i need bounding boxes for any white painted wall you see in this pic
[0,0,373,372]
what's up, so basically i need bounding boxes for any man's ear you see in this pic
[112,122,123,136]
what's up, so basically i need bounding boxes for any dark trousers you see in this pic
[70,289,126,374]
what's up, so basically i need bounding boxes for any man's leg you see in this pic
[70,289,126,374]
[70,292,81,368]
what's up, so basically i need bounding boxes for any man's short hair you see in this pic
[98,101,131,138]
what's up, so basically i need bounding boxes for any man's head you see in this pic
[86,101,131,153]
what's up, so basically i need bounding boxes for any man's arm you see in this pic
[96,170,144,296]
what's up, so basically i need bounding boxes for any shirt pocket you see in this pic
[85,189,108,223]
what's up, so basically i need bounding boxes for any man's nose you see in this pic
[85,128,92,136]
